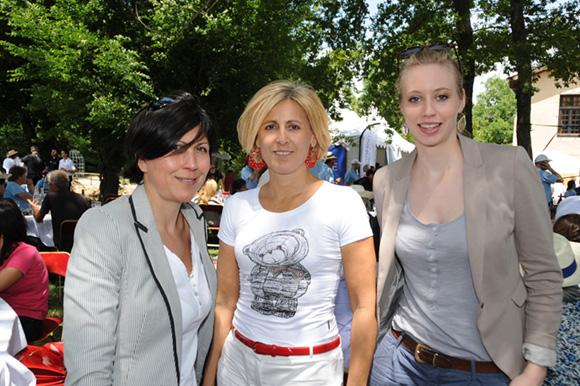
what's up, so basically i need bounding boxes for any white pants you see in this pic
[217,331,344,385]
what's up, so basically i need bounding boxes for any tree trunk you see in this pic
[97,148,121,199]
[453,0,475,136]
[510,0,533,158]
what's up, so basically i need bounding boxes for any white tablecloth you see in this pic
[0,299,35,385]
[25,214,54,247]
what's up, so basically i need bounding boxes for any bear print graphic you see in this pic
[243,229,311,318]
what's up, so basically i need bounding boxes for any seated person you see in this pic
[0,171,9,199]
[194,179,223,206]
[565,180,577,197]
[4,166,33,211]
[229,178,247,195]
[0,199,49,342]
[32,170,90,252]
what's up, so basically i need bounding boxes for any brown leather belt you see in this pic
[391,329,502,373]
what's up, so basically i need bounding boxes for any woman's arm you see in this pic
[63,209,123,385]
[342,237,377,386]
[0,267,24,292]
[202,241,240,386]
[512,147,562,383]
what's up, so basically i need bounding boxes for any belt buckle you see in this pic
[253,342,277,357]
[415,344,452,368]
[414,343,434,365]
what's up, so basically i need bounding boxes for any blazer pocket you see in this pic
[511,281,527,307]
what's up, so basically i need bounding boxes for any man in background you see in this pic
[22,145,45,187]
[33,170,90,252]
[58,149,76,189]
[535,154,563,207]
[344,159,361,186]
[49,149,60,171]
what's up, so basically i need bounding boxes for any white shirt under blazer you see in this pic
[63,184,217,385]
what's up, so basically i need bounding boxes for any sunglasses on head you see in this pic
[147,96,179,112]
[397,42,462,75]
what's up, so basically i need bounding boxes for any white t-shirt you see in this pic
[164,233,211,386]
[219,182,372,346]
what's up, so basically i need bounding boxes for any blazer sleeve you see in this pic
[63,208,125,385]
[512,147,563,351]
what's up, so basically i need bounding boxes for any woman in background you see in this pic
[204,80,376,385]
[370,44,562,385]
[64,92,218,385]
[0,199,48,342]
[195,179,223,206]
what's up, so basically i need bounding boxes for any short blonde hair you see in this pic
[237,80,331,162]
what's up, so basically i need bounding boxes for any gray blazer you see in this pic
[64,184,217,385]
[374,135,562,379]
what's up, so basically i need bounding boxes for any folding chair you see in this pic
[58,220,78,253]
[35,252,70,344]
[39,252,70,301]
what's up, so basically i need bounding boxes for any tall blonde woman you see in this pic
[204,80,377,385]
[369,44,563,385]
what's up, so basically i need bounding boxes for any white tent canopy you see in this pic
[330,109,414,173]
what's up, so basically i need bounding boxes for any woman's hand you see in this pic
[509,362,547,386]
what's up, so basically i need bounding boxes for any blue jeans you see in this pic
[369,330,510,385]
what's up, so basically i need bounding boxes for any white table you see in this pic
[25,214,54,247]
[0,299,35,385]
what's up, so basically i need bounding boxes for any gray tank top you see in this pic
[392,195,491,361]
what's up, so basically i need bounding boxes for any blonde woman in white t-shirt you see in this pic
[203,80,377,386]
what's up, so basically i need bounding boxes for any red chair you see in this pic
[33,317,63,344]
[34,252,70,344]
[40,252,69,278]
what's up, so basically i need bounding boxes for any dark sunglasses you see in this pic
[147,96,178,112]
[397,43,462,74]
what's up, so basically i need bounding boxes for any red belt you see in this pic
[233,328,340,357]
[392,329,502,374]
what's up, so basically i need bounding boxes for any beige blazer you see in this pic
[64,184,217,385]
[373,135,562,379]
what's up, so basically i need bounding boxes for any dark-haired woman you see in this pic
[64,92,218,385]
[4,166,34,210]
[0,199,49,342]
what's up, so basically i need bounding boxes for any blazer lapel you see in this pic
[460,135,487,295]
[129,185,183,355]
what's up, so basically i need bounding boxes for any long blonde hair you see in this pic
[197,179,218,205]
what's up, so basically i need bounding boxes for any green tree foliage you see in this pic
[0,0,368,194]
[472,76,516,144]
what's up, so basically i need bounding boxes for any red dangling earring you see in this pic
[249,150,265,169]
[305,149,318,169]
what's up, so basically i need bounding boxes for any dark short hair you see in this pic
[230,178,247,195]
[0,199,28,263]
[123,91,217,183]
[8,166,26,181]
